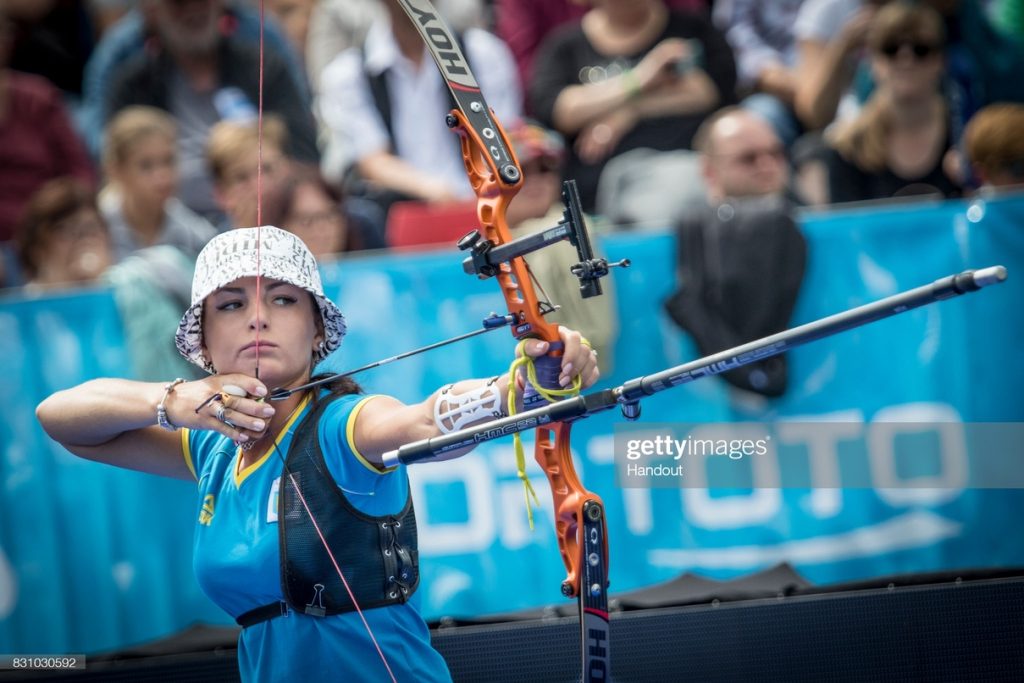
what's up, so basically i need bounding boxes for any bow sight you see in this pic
[457,179,631,298]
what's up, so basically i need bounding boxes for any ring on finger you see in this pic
[215,403,238,428]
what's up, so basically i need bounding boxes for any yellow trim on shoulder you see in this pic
[181,428,197,481]
[348,395,398,475]
[233,394,313,488]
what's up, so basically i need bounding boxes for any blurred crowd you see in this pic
[2,0,1023,390]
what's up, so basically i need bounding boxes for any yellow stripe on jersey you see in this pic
[347,396,398,475]
[182,428,197,481]
[234,393,313,488]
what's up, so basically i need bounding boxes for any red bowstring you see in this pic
[254,0,264,380]
[252,4,395,679]
[283,471,398,682]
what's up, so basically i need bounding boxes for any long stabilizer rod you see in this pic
[383,266,1007,467]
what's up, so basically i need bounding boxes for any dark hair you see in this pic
[15,178,104,277]
[305,289,361,398]
[309,374,363,400]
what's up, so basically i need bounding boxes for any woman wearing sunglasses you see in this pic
[819,2,964,205]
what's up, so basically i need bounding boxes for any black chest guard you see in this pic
[278,393,419,617]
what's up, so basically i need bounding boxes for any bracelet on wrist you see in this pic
[156,378,186,431]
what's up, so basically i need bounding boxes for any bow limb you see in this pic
[394,2,612,676]
[449,108,610,602]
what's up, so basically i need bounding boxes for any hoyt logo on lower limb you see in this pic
[587,627,608,680]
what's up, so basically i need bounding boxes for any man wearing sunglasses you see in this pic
[664,106,807,399]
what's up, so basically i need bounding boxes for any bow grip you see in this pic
[522,341,565,409]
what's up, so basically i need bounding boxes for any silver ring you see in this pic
[215,404,238,429]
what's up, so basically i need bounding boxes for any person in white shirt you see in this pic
[317,0,521,209]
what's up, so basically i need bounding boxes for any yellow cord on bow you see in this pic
[507,340,582,530]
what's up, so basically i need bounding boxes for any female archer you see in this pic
[36,225,599,682]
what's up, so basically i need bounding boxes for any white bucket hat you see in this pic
[175,226,346,373]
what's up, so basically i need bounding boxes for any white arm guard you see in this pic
[433,379,505,434]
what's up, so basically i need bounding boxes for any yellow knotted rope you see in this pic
[506,339,583,530]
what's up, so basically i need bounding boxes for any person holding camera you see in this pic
[528,0,736,215]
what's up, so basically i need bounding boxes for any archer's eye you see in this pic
[272,295,298,306]
[215,299,244,312]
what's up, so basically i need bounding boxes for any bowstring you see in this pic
[252,4,396,680]
[254,0,264,382]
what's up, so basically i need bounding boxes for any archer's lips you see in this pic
[239,342,278,355]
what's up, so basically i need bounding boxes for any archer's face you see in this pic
[201,277,322,385]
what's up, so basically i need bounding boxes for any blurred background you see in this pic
[1,0,1023,660]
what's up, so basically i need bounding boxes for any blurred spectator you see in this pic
[529,0,736,214]
[268,164,385,258]
[82,0,307,157]
[91,0,134,34]
[963,102,1024,189]
[15,176,198,379]
[794,0,1024,134]
[506,120,618,371]
[309,0,485,186]
[697,106,791,203]
[15,178,112,290]
[664,106,806,398]
[305,0,380,94]
[819,2,964,204]
[307,0,483,96]
[267,0,314,68]
[990,0,1024,41]
[100,106,217,261]
[506,122,569,229]
[4,0,94,100]
[317,0,520,230]
[0,9,95,241]
[941,0,1024,108]
[717,0,807,146]
[793,0,883,132]
[496,0,707,107]
[206,116,292,229]
[102,0,317,220]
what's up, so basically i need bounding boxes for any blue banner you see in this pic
[1,194,1022,655]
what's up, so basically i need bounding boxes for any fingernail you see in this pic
[254,385,267,396]
[563,362,573,374]
[237,433,249,442]
[262,406,275,417]
[253,420,265,431]
[559,376,570,387]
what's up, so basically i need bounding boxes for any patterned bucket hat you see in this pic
[175,226,346,373]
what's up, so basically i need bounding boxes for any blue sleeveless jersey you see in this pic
[183,393,452,682]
